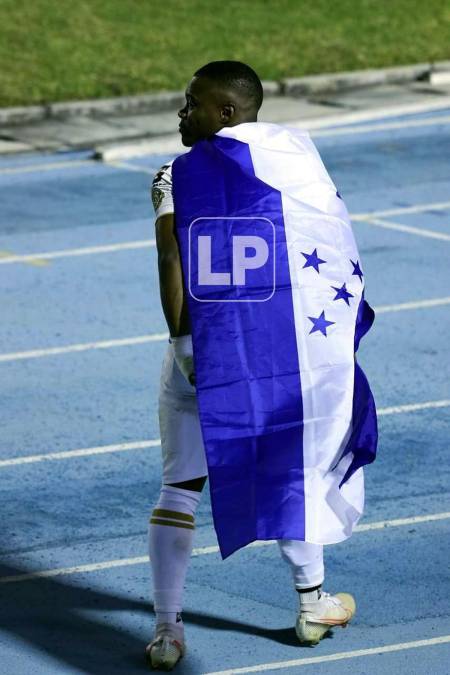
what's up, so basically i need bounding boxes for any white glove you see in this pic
[171,334,195,385]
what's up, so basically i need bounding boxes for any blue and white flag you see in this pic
[172,123,377,558]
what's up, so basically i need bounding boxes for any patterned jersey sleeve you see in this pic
[151,161,174,219]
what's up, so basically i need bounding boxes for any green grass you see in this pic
[1,0,449,106]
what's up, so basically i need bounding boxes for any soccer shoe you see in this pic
[295,591,356,646]
[145,622,185,671]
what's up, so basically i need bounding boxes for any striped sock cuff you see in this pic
[150,508,195,530]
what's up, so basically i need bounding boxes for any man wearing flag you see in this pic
[147,61,377,670]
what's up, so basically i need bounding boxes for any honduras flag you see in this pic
[172,123,377,558]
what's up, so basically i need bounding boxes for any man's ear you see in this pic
[220,103,235,123]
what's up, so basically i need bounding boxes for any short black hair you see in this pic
[194,60,263,110]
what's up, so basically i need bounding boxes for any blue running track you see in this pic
[0,109,449,674]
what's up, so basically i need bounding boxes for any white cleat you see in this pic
[145,622,185,671]
[296,591,356,646]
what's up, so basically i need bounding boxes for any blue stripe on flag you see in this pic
[173,137,307,557]
[339,362,378,487]
[338,296,377,485]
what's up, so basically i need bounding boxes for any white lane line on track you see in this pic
[0,160,94,175]
[0,333,169,362]
[203,635,450,674]
[354,511,450,532]
[0,239,155,264]
[352,200,450,220]
[0,158,158,177]
[0,293,448,364]
[377,399,450,416]
[0,440,161,467]
[0,248,49,267]
[359,217,450,242]
[0,398,447,468]
[0,201,448,266]
[0,399,450,469]
[1,511,449,584]
[105,160,159,175]
[375,297,450,313]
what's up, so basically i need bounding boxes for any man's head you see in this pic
[178,60,263,147]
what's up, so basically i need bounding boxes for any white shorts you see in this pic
[158,342,208,484]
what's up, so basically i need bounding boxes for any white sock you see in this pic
[298,587,322,607]
[277,539,325,590]
[148,485,201,626]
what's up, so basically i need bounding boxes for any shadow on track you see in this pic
[0,560,316,674]
[0,560,152,674]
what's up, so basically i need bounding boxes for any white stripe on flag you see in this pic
[238,124,365,544]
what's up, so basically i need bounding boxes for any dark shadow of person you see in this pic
[0,559,322,674]
[0,559,156,674]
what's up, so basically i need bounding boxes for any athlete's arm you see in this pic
[152,163,194,384]
[155,213,191,338]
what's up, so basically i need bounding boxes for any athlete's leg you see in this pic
[146,343,208,668]
[277,540,355,645]
[151,343,208,624]
[147,478,207,669]
[277,539,324,589]
[149,478,207,625]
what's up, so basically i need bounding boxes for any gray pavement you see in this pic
[1,70,450,156]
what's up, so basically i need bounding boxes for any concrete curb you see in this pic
[0,105,48,126]
[1,61,449,127]
[0,82,280,127]
[0,91,186,126]
[96,95,450,161]
[281,63,431,97]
